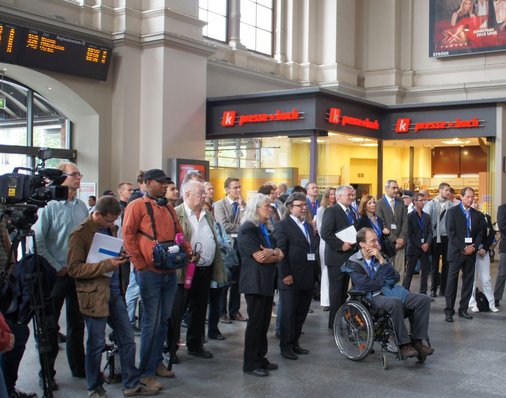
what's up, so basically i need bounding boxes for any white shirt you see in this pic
[184,203,216,267]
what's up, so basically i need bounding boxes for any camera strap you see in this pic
[139,201,178,243]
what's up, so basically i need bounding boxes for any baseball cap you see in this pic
[144,169,171,183]
[102,189,115,196]
[401,190,414,198]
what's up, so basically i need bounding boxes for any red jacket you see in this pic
[0,312,12,352]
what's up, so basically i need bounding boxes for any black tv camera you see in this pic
[0,148,69,231]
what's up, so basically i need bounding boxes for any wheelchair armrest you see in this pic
[348,290,367,299]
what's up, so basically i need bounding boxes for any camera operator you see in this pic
[32,162,88,389]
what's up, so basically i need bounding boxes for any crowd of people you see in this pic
[0,165,504,397]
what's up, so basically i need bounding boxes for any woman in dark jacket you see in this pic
[238,193,284,377]
[355,195,394,257]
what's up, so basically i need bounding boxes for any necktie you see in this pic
[389,198,395,214]
[366,260,375,279]
[232,201,239,217]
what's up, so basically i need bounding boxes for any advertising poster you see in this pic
[429,0,506,57]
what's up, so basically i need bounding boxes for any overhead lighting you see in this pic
[362,143,378,147]
[347,137,373,142]
[441,138,470,145]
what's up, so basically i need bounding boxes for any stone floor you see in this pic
[14,260,506,398]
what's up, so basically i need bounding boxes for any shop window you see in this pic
[0,77,74,174]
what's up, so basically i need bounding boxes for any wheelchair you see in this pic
[333,290,428,369]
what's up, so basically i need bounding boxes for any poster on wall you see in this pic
[167,158,209,188]
[429,0,506,57]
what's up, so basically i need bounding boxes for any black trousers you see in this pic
[431,236,449,294]
[278,288,312,352]
[327,266,350,329]
[243,294,273,372]
[46,274,85,378]
[445,256,476,313]
[167,266,212,352]
[208,287,225,337]
[1,321,29,395]
[404,252,431,293]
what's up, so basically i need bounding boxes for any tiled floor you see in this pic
[13,261,506,398]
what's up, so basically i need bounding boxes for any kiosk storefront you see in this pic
[206,88,500,214]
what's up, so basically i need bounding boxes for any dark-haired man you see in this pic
[68,196,158,397]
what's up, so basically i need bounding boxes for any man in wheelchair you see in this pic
[342,227,434,358]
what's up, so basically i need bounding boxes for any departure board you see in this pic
[0,20,112,81]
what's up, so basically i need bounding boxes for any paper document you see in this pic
[335,225,357,244]
[86,233,123,277]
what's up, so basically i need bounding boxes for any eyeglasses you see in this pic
[292,203,308,208]
[68,172,83,178]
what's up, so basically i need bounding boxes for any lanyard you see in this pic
[369,216,382,238]
[416,212,425,234]
[365,257,375,279]
[259,223,272,248]
[459,203,472,237]
[345,208,354,225]
[303,222,313,253]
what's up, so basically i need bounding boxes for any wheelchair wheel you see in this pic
[382,354,389,370]
[382,316,399,354]
[334,301,374,361]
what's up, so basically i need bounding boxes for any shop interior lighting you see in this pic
[441,138,471,145]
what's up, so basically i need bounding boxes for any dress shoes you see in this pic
[230,312,247,322]
[245,368,269,377]
[262,361,278,370]
[220,315,232,324]
[322,306,330,312]
[188,348,214,359]
[412,340,434,356]
[444,310,454,323]
[281,350,298,360]
[399,344,418,358]
[293,346,309,355]
[458,309,473,320]
[208,333,225,340]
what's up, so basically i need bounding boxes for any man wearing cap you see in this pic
[402,190,415,214]
[122,169,191,390]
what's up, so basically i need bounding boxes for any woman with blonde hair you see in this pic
[315,187,336,310]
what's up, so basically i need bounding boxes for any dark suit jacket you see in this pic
[273,216,318,291]
[320,204,357,268]
[406,210,433,256]
[376,196,408,242]
[497,204,506,253]
[238,221,278,296]
[446,204,483,262]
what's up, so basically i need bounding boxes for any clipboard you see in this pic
[335,225,357,244]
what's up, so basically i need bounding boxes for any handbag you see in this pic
[381,235,397,258]
[215,222,239,279]
[140,202,187,270]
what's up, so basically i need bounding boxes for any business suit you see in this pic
[320,203,357,329]
[238,221,278,372]
[376,196,408,279]
[273,215,318,353]
[403,210,432,293]
[494,204,506,303]
[214,197,242,319]
[444,204,483,315]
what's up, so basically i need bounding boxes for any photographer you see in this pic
[67,196,158,397]
[122,169,191,388]
[32,163,88,388]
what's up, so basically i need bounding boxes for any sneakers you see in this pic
[9,390,38,398]
[470,306,480,313]
[412,340,434,356]
[140,376,163,391]
[490,306,500,313]
[88,386,108,398]
[155,363,175,378]
[399,344,418,358]
[123,382,159,396]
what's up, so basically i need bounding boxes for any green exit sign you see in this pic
[0,96,5,109]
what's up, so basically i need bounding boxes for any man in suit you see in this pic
[320,185,357,329]
[403,193,432,294]
[273,192,318,360]
[213,177,247,322]
[376,179,408,281]
[444,187,483,322]
[494,203,506,306]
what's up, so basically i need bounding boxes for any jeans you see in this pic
[125,267,140,325]
[84,293,139,391]
[0,353,7,398]
[138,270,177,376]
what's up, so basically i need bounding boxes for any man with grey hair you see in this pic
[33,162,89,388]
[167,181,226,360]
[273,192,318,360]
[376,179,408,281]
[320,185,358,329]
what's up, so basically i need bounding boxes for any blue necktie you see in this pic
[232,201,239,217]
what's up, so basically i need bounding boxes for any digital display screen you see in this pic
[0,19,112,81]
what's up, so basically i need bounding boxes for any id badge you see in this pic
[465,237,473,244]
[307,253,316,261]
[421,238,424,244]
[390,224,397,230]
